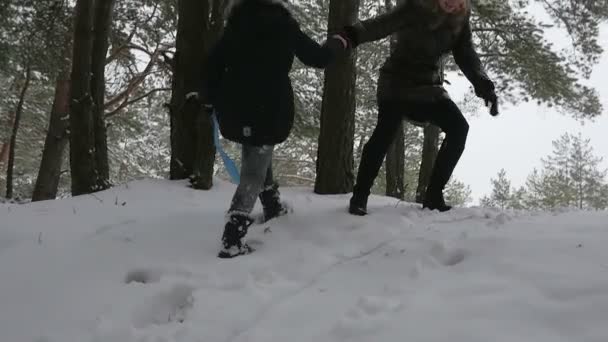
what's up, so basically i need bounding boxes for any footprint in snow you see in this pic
[429,242,469,267]
[124,268,164,284]
[93,219,137,236]
[486,213,512,228]
[354,295,405,316]
[250,268,279,287]
[124,266,195,285]
[331,296,404,340]
[132,283,195,328]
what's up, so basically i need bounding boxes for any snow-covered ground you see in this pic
[1,179,607,342]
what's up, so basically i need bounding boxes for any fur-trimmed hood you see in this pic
[225,0,291,17]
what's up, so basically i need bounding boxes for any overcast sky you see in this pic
[446,22,608,203]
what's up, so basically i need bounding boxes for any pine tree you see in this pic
[467,0,606,119]
[509,186,527,210]
[490,169,512,209]
[444,179,472,207]
[479,195,494,208]
[481,170,529,210]
[526,133,607,210]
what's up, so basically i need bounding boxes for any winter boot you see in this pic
[422,188,452,212]
[218,213,254,258]
[259,185,289,223]
[348,193,369,216]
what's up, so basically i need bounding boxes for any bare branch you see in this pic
[106,26,138,65]
[104,46,162,110]
[105,87,170,118]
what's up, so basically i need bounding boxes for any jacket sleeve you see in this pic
[348,1,410,46]
[452,20,493,91]
[292,19,343,68]
[202,33,228,106]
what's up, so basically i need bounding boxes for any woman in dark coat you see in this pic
[203,0,346,258]
[337,0,498,214]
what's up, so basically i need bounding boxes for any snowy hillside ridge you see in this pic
[1,179,608,342]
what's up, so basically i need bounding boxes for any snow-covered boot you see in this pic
[218,213,254,258]
[259,185,289,223]
[348,193,368,216]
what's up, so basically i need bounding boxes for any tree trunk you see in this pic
[314,0,360,194]
[69,0,97,196]
[6,66,32,199]
[32,76,71,201]
[90,0,116,190]
[0,143,9,167]
[170,0,215,190]
[192,0,226,189]
[32,30,74,202]
[416,125,440,203]
[1,81,18,171]
[383,0,405,199]
[0,115,13,168]
[385,122,405,199]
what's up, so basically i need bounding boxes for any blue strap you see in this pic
[212,113,240,184]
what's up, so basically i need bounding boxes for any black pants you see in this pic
[353,98,469,198]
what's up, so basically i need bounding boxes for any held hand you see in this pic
[330,34,349,49]
[332,26,358,49]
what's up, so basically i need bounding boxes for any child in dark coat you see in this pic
[203,0,347,258]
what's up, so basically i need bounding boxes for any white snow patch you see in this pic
[1,179,608,342]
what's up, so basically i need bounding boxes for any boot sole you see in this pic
[422,205,453,213]
[217,245,255,259]
[348,207,368,216]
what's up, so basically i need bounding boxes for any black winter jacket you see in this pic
[204,0,343,146]
[347,0,493,103]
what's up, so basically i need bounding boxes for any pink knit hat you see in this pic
[438,0,466,14]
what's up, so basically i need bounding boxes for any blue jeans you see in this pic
[228,144,276,215]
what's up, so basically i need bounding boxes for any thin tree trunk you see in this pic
[170,0,214,189]
[6,66,32,199]
[69,0,97,196]
[579,181,583,210]
[193,0,226,189]
[383,0,405,199]
[314,0,360,194]
[90,0,116,190]
[386,122,405,199]
[32,76,71,201]
[0,143,9,167]
[416,125,440,203]
[32,30,74,202]
[0,115,13,167]
[1,81,18,171]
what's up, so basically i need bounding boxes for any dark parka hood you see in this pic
[205,0,341,146]
[225,0,291,17]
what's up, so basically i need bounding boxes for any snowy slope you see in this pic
[1,179,607,342]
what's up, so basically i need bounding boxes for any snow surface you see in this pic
[1,179,608,342]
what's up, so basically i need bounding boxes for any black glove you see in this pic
[475,80,499,116]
